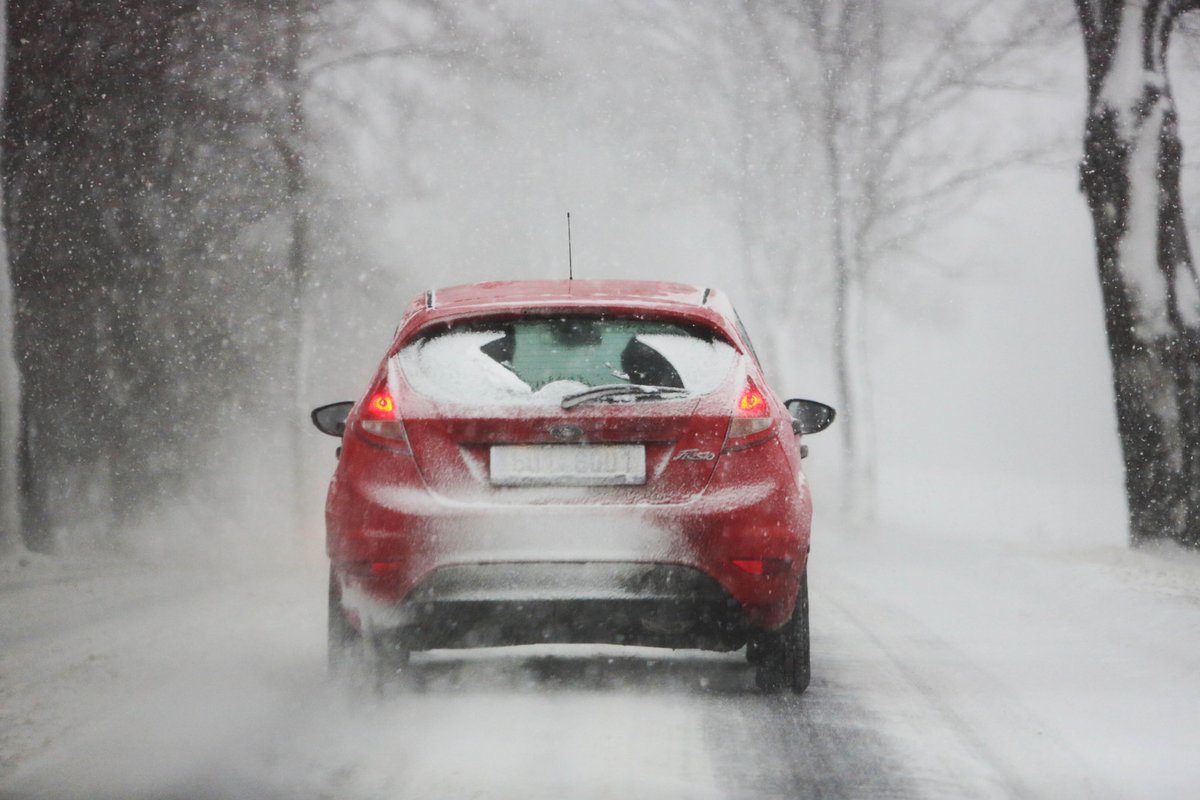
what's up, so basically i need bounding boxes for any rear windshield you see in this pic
[396,315,737,405]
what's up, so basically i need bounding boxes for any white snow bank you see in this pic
[818,525,1200,799]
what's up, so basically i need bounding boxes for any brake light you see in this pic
[727,380,774,441]
[359,388,409,445]
[737,386,768,417]
[365,390,395,419]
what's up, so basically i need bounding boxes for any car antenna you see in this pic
[567,212,574,283]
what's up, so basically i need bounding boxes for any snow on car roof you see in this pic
[394,280,742,352]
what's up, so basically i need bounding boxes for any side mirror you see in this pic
[311,401,354,437]
[785,399,836,435]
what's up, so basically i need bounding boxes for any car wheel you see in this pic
[754,573,810,694]
[745,634,767,665]
[328,569,411,692]
[366,631,411,689]
[328,567,364,676]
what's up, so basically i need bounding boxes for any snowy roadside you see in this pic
[816,525,1200,799]
[0,550,326,789]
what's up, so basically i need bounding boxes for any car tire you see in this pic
[328,567,363,676]
[745,634,767,665]
[328,568,411,693]
[366,631,411,689]
[754,573,810,694]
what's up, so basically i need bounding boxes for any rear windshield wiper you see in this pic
[561,383,689,409]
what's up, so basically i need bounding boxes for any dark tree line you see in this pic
[0,0,531,554]
[3,1,310,551]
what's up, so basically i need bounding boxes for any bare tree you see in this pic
[273,0,316,534]
[277,0,536,528]
[747,0,1068,518]
[0,0,22,556]
[1076,0,1200,548]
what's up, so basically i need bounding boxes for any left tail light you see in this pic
[358,388,411,448]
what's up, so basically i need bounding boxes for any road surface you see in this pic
[2,529,1198,799]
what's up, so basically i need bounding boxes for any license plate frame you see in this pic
[489,444,647,487]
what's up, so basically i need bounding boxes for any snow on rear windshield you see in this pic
[396,316,737,405]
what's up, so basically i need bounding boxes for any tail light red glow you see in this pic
[727,380,774,441]
[737,386,768,417]
[366,390,395,419]
[344,561,405,578]
[732,557,791,577]
[359,388,410,446]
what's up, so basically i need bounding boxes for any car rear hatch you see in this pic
[390,313,740,505]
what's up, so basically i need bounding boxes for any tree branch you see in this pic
[303,43,477,83]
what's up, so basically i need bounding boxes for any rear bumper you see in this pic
[327,444,812,637]
[366,562,750,651]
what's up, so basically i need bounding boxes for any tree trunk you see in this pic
[0,0,23,556]
[807,0,878,520]
[825,135,859,511]
[1076,0,1200,547]
[282,0,311,533]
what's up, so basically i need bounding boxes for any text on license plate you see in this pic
[489,444,647,486]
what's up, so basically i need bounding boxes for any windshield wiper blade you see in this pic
[561,383,689,409]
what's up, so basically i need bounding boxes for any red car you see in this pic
[311,280,834,693]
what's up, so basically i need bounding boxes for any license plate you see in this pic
[490,444,646,486]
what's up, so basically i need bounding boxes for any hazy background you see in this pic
[14,0,1200,558]
[295,2,1130,550]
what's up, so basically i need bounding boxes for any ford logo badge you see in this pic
[549,424,584,441]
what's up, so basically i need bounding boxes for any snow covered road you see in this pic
[2,529,1199,799]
